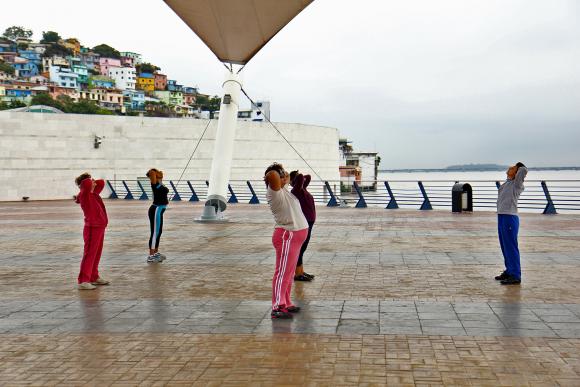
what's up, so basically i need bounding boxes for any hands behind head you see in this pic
[147,168,163,184]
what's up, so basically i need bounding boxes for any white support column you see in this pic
[200,70,242,221]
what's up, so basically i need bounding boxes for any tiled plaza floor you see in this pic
[1,200,580,386]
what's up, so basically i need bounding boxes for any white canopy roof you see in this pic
[164,0,313,65]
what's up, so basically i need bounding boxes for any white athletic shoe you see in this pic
[154,252,166,261]
[147,255,161,263]
[78,282,97,290]
[92,277,110,286]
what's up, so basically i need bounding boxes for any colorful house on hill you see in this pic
[28,43,48,55]
[61,38,81,56]
[80,50,100,71]
[183,92,196,106]
[0,71,16,81]
[182,86,198,94]
[122,89,145,111]
[167,79,183,92]
[4,88,33,103]
[136,72,154,93]
[101,89,123,111]
[42,56,68,73]
[153,90,183,106]
[17,50,41,66]
[13,57,39,78]
[119,52,142,65]
[67,57,89,89]
[107,66,136,90]
[99,57,121,76]
[72,63,89,89]
[89,75,115,89]
[29,75,49,85]
[49,66,79,90]
[154,73,167,90]
[120,55,134,67]
[0,38,17,54]
[48,85,80,102]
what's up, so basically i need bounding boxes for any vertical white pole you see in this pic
[201,70,242,219]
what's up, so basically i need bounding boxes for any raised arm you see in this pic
[514,166,528,187]
[265,170,282,191]
[76,178,93,203]
[303,174,311,189]
[291,173,305,195]
[93,179,105,195]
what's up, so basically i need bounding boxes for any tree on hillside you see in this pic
[196,95,221,117]
[42,44,72,58]
[2,26,33,41]
[30,93,66,111]
[40,31,61,44]
[0,100,27,110]
[137,62,160,74]
[92,44,120,59]
[67,100,114,115]
[0,62,15,75]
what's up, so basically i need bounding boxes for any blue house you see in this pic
[167,80,183,92]
[0,38,17,53]
[18,50,42,66]
[89,76,115,89]
[123,89,145,111]
[183,86,198,94]
[13,60,39,78]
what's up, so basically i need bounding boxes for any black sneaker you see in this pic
[500,275,521,285]
[495,271,509,281]
[271,308,293,319]
[303,272,315,279]
[294,274,312,282]
[286,305,301,313]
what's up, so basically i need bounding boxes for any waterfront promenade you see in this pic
[1,200,580,385]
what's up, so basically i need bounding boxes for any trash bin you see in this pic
[452,183,473,213]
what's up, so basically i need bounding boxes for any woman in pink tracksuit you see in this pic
[264,163,309,319]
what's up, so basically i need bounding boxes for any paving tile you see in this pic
[1,201,580,385]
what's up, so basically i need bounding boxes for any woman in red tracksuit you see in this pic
[75,172,109,290]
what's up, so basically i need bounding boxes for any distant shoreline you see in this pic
[379,167,580,173]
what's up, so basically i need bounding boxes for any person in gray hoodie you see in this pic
[495,162,528,285]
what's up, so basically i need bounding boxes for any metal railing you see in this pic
[105,179,580,214]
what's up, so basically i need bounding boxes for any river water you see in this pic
[337,170,580,214]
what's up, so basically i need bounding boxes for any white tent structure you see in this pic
[163,0,314,220]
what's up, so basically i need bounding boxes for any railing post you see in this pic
[186,181,199,202]
[541,181,557,215]
[324,181,338,207]
[353,181,367,208]
[418,181,432,210]
[384,181,398,209]
[106,180,118,199]
[495,181,501,189]
[122,181,134,200]
[205,180,209,187]
[228,184,238,204]
[247,181,260,204]
[136,180,149,200]
[169,181,182,201]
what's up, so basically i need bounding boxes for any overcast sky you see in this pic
[2,0,579,168]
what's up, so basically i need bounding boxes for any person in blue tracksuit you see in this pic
[146,168,169,263]
[495,162,528,285]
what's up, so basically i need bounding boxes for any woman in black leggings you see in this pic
[146,168,169,263]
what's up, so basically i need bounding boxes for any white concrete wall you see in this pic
[0,112,340,201]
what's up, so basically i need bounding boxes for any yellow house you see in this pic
[61,38,81,56]
[136,73,155,93]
